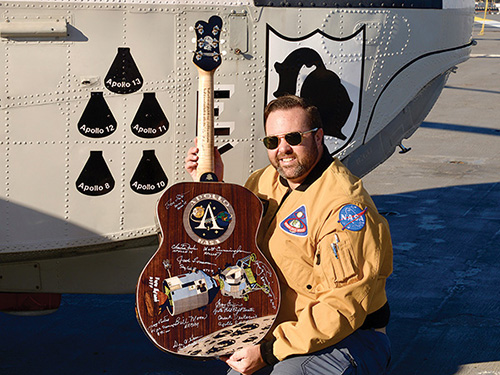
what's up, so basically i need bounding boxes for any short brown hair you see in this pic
[264,95,323,130]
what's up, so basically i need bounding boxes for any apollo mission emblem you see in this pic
[183,193,235,245]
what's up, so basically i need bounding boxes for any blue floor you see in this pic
[2,184,499,374]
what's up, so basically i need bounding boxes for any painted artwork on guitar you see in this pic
[135,16,280,358]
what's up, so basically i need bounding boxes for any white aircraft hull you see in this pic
[0,0,474,296]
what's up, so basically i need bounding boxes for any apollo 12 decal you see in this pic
[266,25,365,154]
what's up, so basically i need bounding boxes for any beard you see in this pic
[272,144,320,183]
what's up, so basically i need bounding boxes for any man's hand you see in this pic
[184,140,224,181]
[221,345,267,375]
[185,145,201,181]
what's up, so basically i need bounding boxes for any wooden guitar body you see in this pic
[136,181,280,357]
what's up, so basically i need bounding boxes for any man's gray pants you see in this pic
[227,329,391,375]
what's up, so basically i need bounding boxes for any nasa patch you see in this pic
[338,204,367,231]
[280,205,308,237]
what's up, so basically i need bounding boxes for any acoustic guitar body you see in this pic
[136,181,280,357]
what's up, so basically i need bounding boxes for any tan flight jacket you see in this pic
[244,158,393,361]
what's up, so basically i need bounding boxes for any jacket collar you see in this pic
[278,150,334,192]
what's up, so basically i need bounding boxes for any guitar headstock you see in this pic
[193,15,223,72]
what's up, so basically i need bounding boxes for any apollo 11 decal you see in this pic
[266,25,365,155]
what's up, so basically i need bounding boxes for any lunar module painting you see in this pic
[157,254,270,316]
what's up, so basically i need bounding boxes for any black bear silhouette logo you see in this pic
[274,47,353,141]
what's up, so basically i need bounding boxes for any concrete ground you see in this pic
[1,15,499,375]
[363,16,500,375]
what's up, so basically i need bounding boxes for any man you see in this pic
[185,95,393,375]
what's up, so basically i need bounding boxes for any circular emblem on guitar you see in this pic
[183,193,235,245]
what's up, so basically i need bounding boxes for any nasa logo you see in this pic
[280,205,308,237]
[338,204,367,231]
[183,193,235,245]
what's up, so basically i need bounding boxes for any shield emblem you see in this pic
[266,25,365,155]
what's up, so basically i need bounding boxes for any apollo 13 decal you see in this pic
[266,25,365,154]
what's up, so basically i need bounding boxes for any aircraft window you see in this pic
[253,0,442,8]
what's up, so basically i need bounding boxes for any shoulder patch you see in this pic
[338,204,367,231]
[280,205,308,236]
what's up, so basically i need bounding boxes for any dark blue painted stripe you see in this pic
[421,122,500,136]
[253,0,443,8]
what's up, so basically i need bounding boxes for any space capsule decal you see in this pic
[78,92,117,138]
[76,151,115,196]
[131,93,169,138]
[266,25,365,154]
[155,254,271,317]
[130,150,168,195]
[105,47,144,94]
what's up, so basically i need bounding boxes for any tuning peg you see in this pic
[220,38,226,45]
[192,37,197,44]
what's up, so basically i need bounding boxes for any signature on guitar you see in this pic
[164,191,191,210]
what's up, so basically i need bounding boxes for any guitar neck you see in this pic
[196,68,215,181]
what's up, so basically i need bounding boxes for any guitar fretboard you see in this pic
[196,69,215,181]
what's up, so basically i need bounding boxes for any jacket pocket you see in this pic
[316,231,359,288]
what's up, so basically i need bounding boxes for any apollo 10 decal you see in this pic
[266,25,365,155]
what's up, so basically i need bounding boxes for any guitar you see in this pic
[136,15,280,358]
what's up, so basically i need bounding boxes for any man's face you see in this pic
[265,106,324,189]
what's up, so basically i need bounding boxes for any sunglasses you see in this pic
[262,128,319,150]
